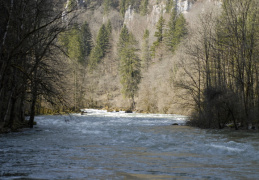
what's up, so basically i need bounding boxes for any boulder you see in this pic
[125,110,133,113]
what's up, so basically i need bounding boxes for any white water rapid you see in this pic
[1,109,259,179]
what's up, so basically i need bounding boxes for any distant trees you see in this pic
[154,15,166,45]
[119,0,139,17]
[118,25,141,109]
[151,11,187,57]
[59,21,92,65]
[182,0,259,129]
[59,21,93,110]
[104,0,112,15]
[140,0,149,15]
[81,22,93,65]
[151,15,165,57]
[166,0,174,13]
[166,9,187,53]
[141,29,151,70]
[89,22,111,69]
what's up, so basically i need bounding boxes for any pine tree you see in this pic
[68,0,77,11]
[88,23,111,70]
[120,0,137,17]
[68,27,83,63]
[80,21,92,65]
[118,25,141,109]
[106,20,112,37]
[118,25,130,57]
[120,0,127,17]
[165,7,177,52]
[151,15,165,56]
[165,11,187,53]
[141,29,150,70]
[104,0,112,15]
[88,45,103,70]
[96,24,109,58]
[140,0,149,16]
[59,31,70,53]
[173,13,187,48]
[154,15,165,43]
[166,0,174,13]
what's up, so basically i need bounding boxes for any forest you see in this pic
[0,0,259,132]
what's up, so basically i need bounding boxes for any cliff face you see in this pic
[124,0,191,25]
[124,0,221,27]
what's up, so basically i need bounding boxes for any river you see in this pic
[1,109,259,179]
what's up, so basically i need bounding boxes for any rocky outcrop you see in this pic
[123,0,222,27]
[124,0,193,27]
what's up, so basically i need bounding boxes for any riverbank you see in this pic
[0,120,34,134]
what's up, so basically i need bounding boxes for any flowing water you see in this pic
[1,109,259,179]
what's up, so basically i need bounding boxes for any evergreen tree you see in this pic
[165,7,177,52]
[96,24,109,58]
[119,0,137,17]
[80,21,92,65]
[118,25,141,109]
[104,0,112,15]
[88,45,103,70]
[166,0,174,13]
[141,29,150,70]
[68,27,83,63]
[151,15,165,56]
[118,25,130,57]
[68,0,77,11]
[154,15,165,43]
[59,23,93,65]
[106,20,112,37]
[88,23,111,70]
[120,0,127,17]
[59,31,70,53]
[140,0,149,16]
[173,13,187,48]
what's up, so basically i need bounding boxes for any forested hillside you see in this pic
[1,0,258,131]
[58,0,190,114]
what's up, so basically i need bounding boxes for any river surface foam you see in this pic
[1,109,259,179]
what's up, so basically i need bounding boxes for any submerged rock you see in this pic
[81,111,87,115]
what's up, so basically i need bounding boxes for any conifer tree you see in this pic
[118,25,141,109]
[88,45,103,70]
[80,21,92,65]
[151,15,165,56]
[118,25,130,57]
[104,0,112,15]
[140,0,149,16]
[68,0,77,11]
[165,6,177,52]
[59,31,70,53]
[166,0,174,13]
[68,27,83,63]
[141,29,150,70]
[120,0,127,17]
[119,0,137,17]
[106,20,112,37]
[96,24,109,57]
[154,15,165,43]
[88,23,111,70]
[173,13,187,48]
[59,22,92,65]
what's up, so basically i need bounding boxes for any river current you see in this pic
[1,109,259,179]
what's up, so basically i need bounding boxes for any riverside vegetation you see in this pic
[0,0,259,132]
